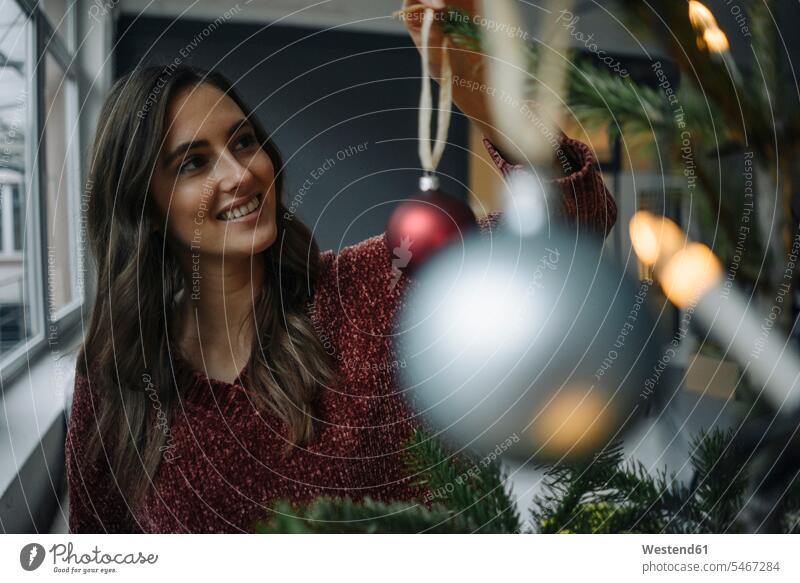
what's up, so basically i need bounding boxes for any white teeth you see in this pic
[220,194,261,221]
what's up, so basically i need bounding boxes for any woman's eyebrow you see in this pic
[227,117,251,138]
[162,118,253,168]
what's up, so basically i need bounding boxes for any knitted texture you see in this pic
[65,135,617,533]
[482,134,618,237]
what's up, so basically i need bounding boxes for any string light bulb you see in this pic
[688,1,730,54]
[658,243,723,309]
[688,1,719,32]
[629,210,686,269]
[703,27,730,53]
[628,213,800,413]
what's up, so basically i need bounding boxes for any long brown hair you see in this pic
[77,65,339,510]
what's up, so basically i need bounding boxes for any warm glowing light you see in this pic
[629,212,659,266]
[659,243,723,309]
[689,1,729,54]
[529,386,614,457]
[703,27,730,53]
[689,1,719,32]
[629,211,686,269]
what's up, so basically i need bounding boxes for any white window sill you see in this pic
[0,341,77,498]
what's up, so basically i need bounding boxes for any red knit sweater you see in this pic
[66,135,617,533]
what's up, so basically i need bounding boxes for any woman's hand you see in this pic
[399,0,502,147]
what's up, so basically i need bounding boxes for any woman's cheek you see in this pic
[255,151,275,182]
[168,193,214,251]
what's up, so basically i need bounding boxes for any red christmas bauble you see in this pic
[385,182,477,276]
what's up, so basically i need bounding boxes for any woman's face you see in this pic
[150,82,278,262]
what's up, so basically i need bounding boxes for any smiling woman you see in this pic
[67,66,342,532]
[151,84,278,255]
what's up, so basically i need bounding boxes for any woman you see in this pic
[66,1,617,533]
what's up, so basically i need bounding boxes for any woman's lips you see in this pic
[217,192,263,222]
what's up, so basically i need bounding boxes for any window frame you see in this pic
[1,0,84,388]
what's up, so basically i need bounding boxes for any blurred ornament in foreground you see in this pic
[385,175,477,275]
[395,224,660,463]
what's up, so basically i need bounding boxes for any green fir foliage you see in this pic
[254,427,799,534]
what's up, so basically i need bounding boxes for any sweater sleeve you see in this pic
[482,133,617,238]
[332,134,615,323]
[65,372,141,533]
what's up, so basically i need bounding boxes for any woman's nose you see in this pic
[213,149,255,194]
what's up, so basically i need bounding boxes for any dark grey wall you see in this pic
[114,16,470,251]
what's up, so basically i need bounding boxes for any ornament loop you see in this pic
[418,7,453,176]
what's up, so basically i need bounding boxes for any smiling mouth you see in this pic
[217,193,263,221]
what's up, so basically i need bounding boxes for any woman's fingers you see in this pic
[398,2,436,32]
[399,0,483,90]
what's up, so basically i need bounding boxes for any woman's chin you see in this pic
[213,215,277,253]
[241,221,278,255]
[253,223,278,254]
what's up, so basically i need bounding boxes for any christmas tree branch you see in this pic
[255,497,471,534]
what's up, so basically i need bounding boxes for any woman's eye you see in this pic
[234,133,257,150]
[179,156,204,173]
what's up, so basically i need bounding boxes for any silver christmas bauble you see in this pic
[394,222,660,462]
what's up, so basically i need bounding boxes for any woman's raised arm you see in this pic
[401,1,617,237]
[481,133,618,238]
